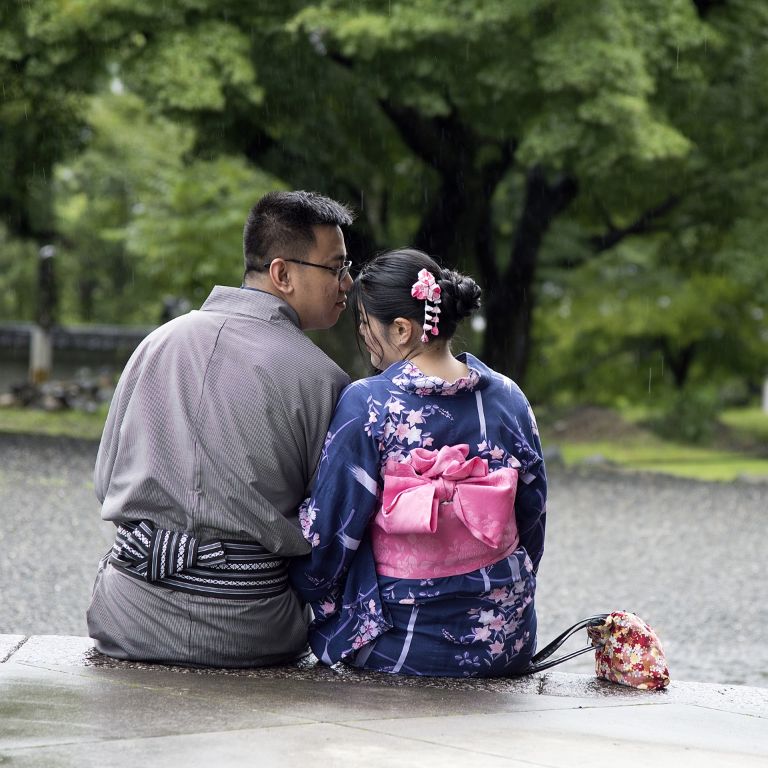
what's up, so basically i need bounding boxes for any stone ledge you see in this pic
[3,634,766,718]
[0,634,26,663]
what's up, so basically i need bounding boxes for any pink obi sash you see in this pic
[371,444,519,579]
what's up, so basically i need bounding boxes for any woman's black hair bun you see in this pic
[438,268,482,322]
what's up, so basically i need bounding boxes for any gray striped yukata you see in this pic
[87,286,349,667]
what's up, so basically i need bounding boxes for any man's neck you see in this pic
[242,276,280,298]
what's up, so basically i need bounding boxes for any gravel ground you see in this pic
[1,432,765,687]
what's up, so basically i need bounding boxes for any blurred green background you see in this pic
[2,0,767,477]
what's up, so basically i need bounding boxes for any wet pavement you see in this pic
[1,432,766,687]
[1,634,766,767]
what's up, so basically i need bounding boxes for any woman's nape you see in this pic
[359,308,469,380]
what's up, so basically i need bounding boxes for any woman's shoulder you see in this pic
[335,372,392,408]
[465,354,528,401]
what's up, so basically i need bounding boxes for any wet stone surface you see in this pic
[3,634,767,720]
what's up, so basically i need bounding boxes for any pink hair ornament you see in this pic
[411,268,442,343]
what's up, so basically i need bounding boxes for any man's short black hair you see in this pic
[243,190,354,276]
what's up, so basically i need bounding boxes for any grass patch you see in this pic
[561,439,768,481]
[720,407,768,444]
[0,406,108,440]
[542,405,768,482]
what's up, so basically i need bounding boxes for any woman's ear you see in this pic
[392,317,417,348]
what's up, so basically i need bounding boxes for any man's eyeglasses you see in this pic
[263,259,352,283]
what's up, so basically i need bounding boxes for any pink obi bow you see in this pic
[374,444,518,548]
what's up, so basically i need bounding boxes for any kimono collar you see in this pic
[386,353,490,396]
[200,285,301,327]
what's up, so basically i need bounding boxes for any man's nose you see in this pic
[340,271,354,291]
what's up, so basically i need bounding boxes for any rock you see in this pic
[41,394,66,411]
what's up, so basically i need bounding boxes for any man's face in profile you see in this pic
[289,225,353,331]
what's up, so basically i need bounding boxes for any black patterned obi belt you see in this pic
[108,520,289,600]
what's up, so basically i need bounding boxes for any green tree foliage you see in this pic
[54,93,282,323]
[0,0,96,325]
[285,0,709,384]
[529,0,768,407]
[0,0,91,240]
[1,0,766,411]
[532,238,767,401]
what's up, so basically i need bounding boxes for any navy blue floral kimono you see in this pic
[288,354,547,677]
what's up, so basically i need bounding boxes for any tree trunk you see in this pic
[692,0,726,18]
[660,340,698,389]
[79,275,97,322]
[762,376,768,414]
[482,168,577,383]
[380,99,580,385]
[378,101,512,272]
[413,172,501,274]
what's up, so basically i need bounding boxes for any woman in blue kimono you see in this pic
[289,249,546,677]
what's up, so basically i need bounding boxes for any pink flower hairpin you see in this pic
[411,268,442,343]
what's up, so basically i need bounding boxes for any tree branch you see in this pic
[326,49,472,172]
[505,168,579,286]
[328,49,513,180]
[378,100,480,174]
[590,194,680,252]
[691,0,726,19]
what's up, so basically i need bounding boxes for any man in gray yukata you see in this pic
[87,191,353,667]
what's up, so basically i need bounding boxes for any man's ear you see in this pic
[392,317,417,348]
[267,259,294,296]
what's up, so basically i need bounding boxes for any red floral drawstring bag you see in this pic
[587,612,670,689]
[518,611,670,690]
